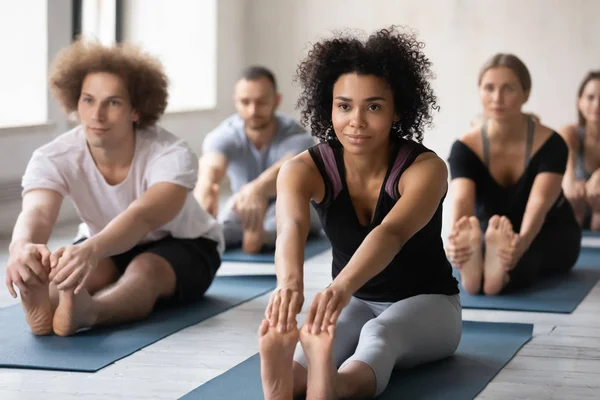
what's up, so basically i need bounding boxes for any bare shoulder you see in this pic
[459,126,483,157]
[556,123,580,146]
[400,151,448,194]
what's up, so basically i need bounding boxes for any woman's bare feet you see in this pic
[448,216,483,294]
[259,319,299,400]
[52,288,97,336]
[21,282,53,336]
[484,216,515,295]
[300,323,337,400]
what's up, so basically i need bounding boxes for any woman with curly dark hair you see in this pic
[5,38,223,337]
[257,27,461,399]
[446,54,580,296]
[559,71,600,230]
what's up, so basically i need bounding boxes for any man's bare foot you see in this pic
[449,216,483,294]
[300,323,337,400]
[21,282,53,336]
[259,319,298,400]
[484,216,514,295]
[243,229,265,254]
[52,288,97,336]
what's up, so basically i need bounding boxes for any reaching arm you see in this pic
[331,153,448,295]
[84,182,188,258]
[450,178,476,224]
[266,152,323,332]
[558,125,581,187]
[194,152,228,216]
[5,189,63,297]
[519,173,564,248]
[251,153,295,198]
[11,189,63,249]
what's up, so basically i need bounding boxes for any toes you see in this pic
[488,215,500,230]
[259,319,269,336]
[468,216,480,231]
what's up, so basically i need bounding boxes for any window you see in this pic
[123,0,217,112]
[0,1,48,127]
[76,0,120,45]
[73,0,217,113]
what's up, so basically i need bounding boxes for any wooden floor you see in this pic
[1,225,599,399]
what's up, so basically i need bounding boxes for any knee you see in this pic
[126,253,176,292]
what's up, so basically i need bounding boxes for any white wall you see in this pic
[0,0,247,235]
[245,0,600,237]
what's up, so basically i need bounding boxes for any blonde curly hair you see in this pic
[49,38,169,129]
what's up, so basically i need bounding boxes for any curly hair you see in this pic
[295,26,438,143]
[49,38,169,130]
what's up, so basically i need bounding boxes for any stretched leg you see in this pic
[337,294,462,398]
[300,323,337,400]
[259,319,299,400]
[53,253,176,336]
[292,296,373,397]
[483,215,516,295]
[219,197,245,249]
[448,216,483,294]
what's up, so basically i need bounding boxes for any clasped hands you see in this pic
[5,241,99,297]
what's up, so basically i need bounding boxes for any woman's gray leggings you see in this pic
[293,293,462,396]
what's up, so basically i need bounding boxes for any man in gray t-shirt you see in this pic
[194,66,320,253]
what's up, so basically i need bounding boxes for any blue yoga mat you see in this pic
[0,275,276,372]
[221,235,331,263]
[582,229,600,239]
[455,253,600,313]
[179,321,533,400]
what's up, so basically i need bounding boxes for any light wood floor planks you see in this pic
[0,225,599,399]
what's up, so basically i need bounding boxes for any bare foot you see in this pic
[52,288,97,336]
[484,216,515,295]
[21,282,53,336]
[449,216,483,294]
[243,229,265,254]
[259,319,298,400]
[300,323,336,400]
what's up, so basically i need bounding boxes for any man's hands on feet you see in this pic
[49,243,99,293]
[5,241,51,298]
[266,285,304,333]
[305,283,351,334]
[232,182,268,231]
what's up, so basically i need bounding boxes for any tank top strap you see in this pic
[481,120,490,167]
[308,142,343,206]
[384,140,421,201]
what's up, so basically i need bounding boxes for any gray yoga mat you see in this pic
[179,320,533,400]
[0,274,276,372]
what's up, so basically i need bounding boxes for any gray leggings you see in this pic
[294,293,462,396]
[219,197,321,248]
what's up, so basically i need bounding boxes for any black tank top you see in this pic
[308,139,459,302]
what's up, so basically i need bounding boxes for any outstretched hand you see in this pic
[265,285,304,333]
[49,243,99,293]
[304,283,352,334]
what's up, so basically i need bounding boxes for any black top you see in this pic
[448,131,573,233]
[308,139,459,302]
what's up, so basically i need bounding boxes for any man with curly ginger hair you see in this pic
[258,27,460,399]
[194,66,321,254]
[5,38,224,337]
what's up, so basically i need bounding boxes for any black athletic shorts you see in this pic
[74,235,221,305]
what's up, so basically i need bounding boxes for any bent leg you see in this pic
[219,197,244,249]
[337,294,462,398]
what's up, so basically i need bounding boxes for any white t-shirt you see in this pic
[22,125,225,254]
